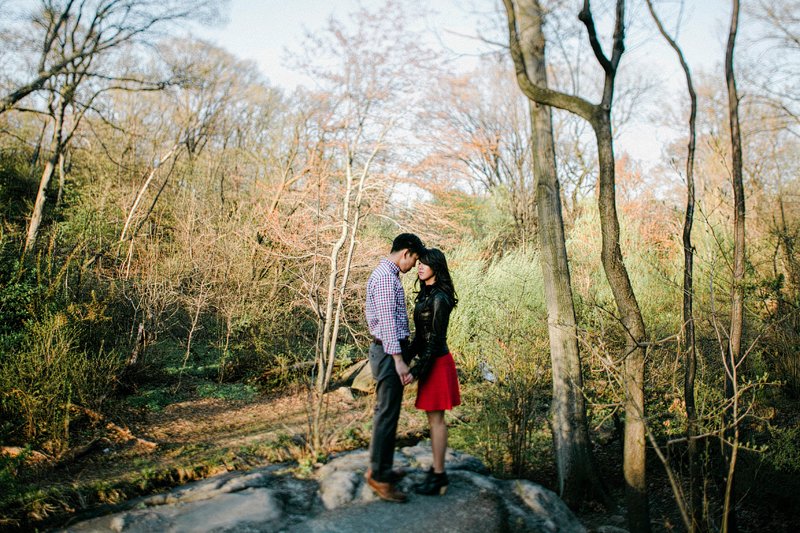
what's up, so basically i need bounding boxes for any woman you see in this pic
[409,247,461,496]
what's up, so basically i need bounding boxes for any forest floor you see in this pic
[2,385,798,532]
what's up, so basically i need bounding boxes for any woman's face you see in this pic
[417,262,436,285]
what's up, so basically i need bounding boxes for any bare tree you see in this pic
[19,0,223,252]
[644,1,701,530]
[503,0,651,530]
[723,1,744,531]
[424,62,537,243]
[1,0,222,115]
[286,1,436,453]
[508,0,608,509]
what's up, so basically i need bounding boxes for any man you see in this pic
[364,233,425,503]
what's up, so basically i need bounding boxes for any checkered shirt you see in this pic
[365,258,410,355]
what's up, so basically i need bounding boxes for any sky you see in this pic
[192,0,736,166]
[193,0,492,89]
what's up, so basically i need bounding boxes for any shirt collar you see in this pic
[380,258,400,276]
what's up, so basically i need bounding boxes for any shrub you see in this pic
[0,312,122,451]
[437,244,552,477]
[444,245,549,381]
[765,425,800,473]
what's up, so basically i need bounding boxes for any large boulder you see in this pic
[60,445,588,532]
[349,360,375,394]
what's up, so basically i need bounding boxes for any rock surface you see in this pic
[60,444,587,532]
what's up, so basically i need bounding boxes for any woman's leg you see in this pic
[427,410,447,473]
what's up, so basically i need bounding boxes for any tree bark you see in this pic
[56,151,67,206]
[503,1,650,529]
[514,0,607,509]
[723,1,744,531]
[120,144,181,243]
[25,152,58,253]
[25,98,65,254]
[644,2,701,529]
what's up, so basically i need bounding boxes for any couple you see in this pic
[364,233,461,503]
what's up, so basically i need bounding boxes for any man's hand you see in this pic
[392,354,413,386]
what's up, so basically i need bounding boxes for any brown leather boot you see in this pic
[365,470,408,503]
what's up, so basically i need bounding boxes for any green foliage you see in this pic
[450,382,552,479]
[765,425,800,473]
[125,386,188,412]
[0,224,125,448]
[0,241,44,340]
[567,203,682,339]
[0,449,29,509]
[0,311,123,449]
[0,147,38,225]
[196,382,257,401]
[424,245,553,477]
[445,245,549,381]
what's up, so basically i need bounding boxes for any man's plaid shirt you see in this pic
[365,258,410,355]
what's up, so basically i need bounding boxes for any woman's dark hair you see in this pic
[416,248,458,306]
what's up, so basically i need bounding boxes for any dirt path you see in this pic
[3,387,428,530]
[139,387,425,454]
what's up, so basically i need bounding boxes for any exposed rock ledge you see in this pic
[60,444,588,532]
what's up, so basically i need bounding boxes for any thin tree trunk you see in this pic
[56,151,66,206]
[723,1,743,531]
[30,120,46,168]
[595,119,650,533]
[504,2,649,528]
[317,168,352,394]
[120,144,180,243]
[515,0,607,509]
[25,95,67,253]
[310,158,353,453]
[25,150,59,253]
[645,2,701,529]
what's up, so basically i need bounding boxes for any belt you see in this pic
[372,338,382,345]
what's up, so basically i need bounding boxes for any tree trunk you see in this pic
[723,1,744,531]
[56,151,66,206]
[515,0,607,509]
[25,149,59,253]
[644,2,701,528]
[120,144,180,243]
[595,118,650,533]
[502,2,650,528]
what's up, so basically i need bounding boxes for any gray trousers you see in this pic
[368,341,403,482]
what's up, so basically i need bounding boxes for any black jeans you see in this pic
[368,342,403,482]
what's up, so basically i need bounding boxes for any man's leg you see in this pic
[369,371,403,481]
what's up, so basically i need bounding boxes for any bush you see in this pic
[765,425,800,473]
[444,245,549,381]
[0,312,123,451]
[437,244,552,477]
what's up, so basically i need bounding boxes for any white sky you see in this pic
[193,0,735,166]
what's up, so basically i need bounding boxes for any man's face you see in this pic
[398,250,419,273]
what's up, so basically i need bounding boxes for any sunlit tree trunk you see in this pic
[645,1,701,529]
[56,151,66,206]
[514,0,607,509]
[723,1,744,531]
[25,97,65,252]
[503,1,650,529]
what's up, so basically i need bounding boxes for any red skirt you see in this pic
[415,353,461,411]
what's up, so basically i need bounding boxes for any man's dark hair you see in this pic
[391,233,425,255]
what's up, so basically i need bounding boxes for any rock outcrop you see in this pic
[61,444,586,532]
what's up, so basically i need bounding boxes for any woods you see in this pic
[1,1,799,531]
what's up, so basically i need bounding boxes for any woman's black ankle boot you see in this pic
[415,471,448,495]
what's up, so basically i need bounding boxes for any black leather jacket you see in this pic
[408,285,453,379]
